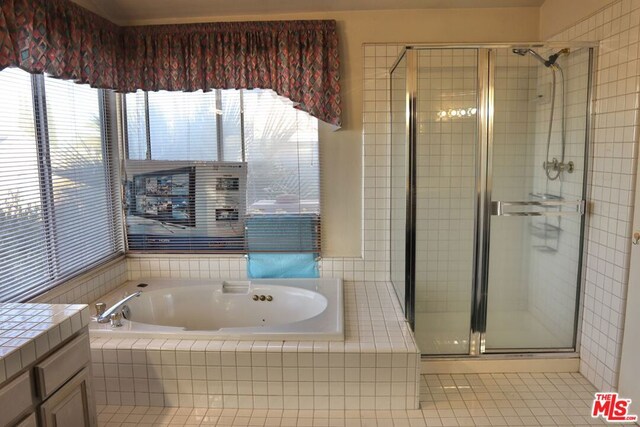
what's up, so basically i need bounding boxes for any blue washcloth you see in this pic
[247,253,319,278]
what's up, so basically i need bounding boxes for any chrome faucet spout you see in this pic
[96,291,141,324]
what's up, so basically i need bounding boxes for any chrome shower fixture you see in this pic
[511,47,570,69]
[512,47,572,180]
[543,158,574,174]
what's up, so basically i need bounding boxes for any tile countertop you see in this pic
[0,303,91,385]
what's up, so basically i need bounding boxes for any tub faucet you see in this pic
[96,291,142,324]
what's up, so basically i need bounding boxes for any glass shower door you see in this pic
[413,49,478,355]
[483,47,590,351]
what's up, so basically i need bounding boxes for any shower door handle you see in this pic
[491,200,585,216]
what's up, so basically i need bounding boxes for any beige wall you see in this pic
[75,3,540,256]
[539,0,615,39]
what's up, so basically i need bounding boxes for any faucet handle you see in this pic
[110,312,123,328]
[95,302,106,317]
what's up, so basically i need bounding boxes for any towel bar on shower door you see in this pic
[491,200,586,216]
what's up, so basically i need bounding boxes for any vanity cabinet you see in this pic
[0,329,96,427]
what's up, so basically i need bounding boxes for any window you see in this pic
[0,69,123,302]
[126,91,219,161]
[123,89,320,253]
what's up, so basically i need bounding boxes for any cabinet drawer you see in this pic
[35,333,90,399]
[0,372,33,426]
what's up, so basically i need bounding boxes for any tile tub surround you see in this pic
[0,302,91,384]
[90,281,420,410]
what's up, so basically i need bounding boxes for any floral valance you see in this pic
[0,0,122,88]
[0,0,341,127]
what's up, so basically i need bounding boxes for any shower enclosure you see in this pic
[390,44,594,356]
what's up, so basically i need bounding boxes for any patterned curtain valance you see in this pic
[120,21,341,126]
[0,0,122,88]
[0,0,341,127]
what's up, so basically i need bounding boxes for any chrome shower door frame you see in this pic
[405,50,418,331]
[471,48,492,356]
[389,43,597,357]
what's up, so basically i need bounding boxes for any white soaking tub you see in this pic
[90,278,343,341]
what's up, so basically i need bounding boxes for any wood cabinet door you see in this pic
[14,413,37,427]
[39,367,96,427]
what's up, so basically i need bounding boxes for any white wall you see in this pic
[543,0,640,390]
[540,0,617,39]
[618,141,640,416]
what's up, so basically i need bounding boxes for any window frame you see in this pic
[122,89,245,163]
[119,88,322,255]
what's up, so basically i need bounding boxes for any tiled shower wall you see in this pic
[548,0,640,391]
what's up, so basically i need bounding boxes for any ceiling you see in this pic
[72,0,545,25]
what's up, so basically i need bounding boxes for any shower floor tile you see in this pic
[98,372,621,426]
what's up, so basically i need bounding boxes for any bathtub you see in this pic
[89,278,343,341]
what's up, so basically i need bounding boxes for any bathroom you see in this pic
[0,0,639,425]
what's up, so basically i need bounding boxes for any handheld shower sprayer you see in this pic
[512,47,572,180]
[546,48,570,68]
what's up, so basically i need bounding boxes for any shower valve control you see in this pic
[543,159,574,174]
[633,231,640,245]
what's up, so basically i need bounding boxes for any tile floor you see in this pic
[98,372,632,426]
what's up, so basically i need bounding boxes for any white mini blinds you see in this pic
[0,68,123,302]
[123,89,320,253]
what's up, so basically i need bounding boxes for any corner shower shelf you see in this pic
[529,192,564,201]
[530,222,562,238]
[532,245,558,253]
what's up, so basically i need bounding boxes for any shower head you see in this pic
[512,48,530,56]
[511,48,552,67]
[512,48,570,68]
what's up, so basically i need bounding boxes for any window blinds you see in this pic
[123,89,320,253]
[0,68,123,302]
[0,69,51,300]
